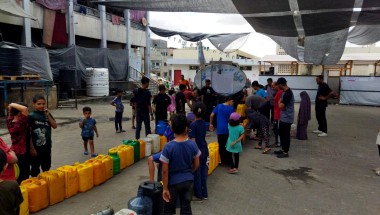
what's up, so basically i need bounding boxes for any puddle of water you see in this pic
[265,167,319,184]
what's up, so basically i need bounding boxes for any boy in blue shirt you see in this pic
[189,102,209,201]
[160,114,200,214]
[111,89,125,133]
[79,107,99,157]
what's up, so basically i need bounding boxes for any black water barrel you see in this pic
[0,42,22,76]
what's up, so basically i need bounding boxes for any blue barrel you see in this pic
[156,121,167,135]
[128,188,153,215]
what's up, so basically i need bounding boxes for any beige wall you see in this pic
[0,86,57,116]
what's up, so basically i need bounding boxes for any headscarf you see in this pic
[298,91,311,124]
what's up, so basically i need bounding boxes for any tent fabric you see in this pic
[36,0,67,10]
[340,76,380,106]
[149,26,250,52]
[49,46,129,82]
[0,0,37,20]
[95,0,380,65]
[19,46,53,81]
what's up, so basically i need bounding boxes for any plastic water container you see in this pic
[186,111,195,121]
[75,163,94,192]
[236,103,246,117]
[156,121,167,135]
[96,154,114,180]
[159,135,167,151]
[86,68,109,97]
[85,159,106,186]
[143,137,153,156]
[128,188,153,215]
[122,140,140,163]
[38,170,65,205]
[21,178,49,213]
[57,165,79,198]
[139,139,146,159]
[108,149,121,175]
[110,147,128,169]
[147,134,160,153]
[19,186,29,215]
[115,209,137,215]
[118,145,134,167]
[139,181,163,215]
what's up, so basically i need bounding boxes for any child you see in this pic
[226,113,244,174]
[7,102,30,183]
[29,94,57,177]
[130,88,138,129]
[209,96,235,166]
[245,96,271,154]
[79,107,99,157]
[0,138,18,181]
[189,102,209,201]
[160,114,200,214]
[376,128,380,176]
[147,152,162,182]
[0,149,23,215]
[111,89,125,133]
[167,89,176,117]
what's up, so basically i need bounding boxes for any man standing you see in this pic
[201,79,216,122]
[179,75,190,90]
[313,75,333,137]
[175,84,187,114]
[135,77,152,139]
[152,84,171,126]
[274,77,294,158]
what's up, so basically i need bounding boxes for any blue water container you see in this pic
[128,188,153,215]
[156,121,167,135]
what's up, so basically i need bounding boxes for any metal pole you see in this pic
[124,9,131,80]
[22,0,32,47]
[144,12,150,77]
[68,0,75,46]
[99,0,107,48]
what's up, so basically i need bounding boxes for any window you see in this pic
[277,64,291,74]
[157,73,161,76]
[164,72,168,77]
[189,66,199,70]
[239,66,252,70]
[164,62,167,66]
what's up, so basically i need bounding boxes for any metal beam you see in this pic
[22,0,31,47]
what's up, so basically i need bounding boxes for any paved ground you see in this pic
[1,100,380,215]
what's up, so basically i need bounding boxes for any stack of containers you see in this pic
[74,163,94,192]
[38,170,65,205]
[117,145,134,167]
[138,139,146,159]
[19,186,29,215]
[122,140,140,163]
[147,134,160,154]
[95,154,114,180]
[85,158,106,186]
[108,149,121,175]
[57,165,79,198]
[236,104,246,117]
[21,178,49,213]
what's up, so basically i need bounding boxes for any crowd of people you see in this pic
[0,73,345,215]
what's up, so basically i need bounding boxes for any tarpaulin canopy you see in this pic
[0,0,37,20]
[95,0,380,65]
[149,26,250,52]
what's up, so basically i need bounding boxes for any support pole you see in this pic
[124,9,131,80]
[144,12,150,77]
[68,0,75,46]
[99,0,107,48]
[22,0,32,47]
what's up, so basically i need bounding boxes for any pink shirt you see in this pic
[0,139,16,181]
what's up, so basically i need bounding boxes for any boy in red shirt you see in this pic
[0,138,17,181]
[273,82,284,147]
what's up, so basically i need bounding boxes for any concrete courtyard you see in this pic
[1,99,379,215]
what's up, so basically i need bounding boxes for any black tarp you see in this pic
[48,46,129,82]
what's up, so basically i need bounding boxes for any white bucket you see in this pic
[143,137,152,156]
[115,209,137,215]
[86,68,109,96]
[147,134,160,153]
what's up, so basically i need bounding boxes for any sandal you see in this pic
[262,148,271,154]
